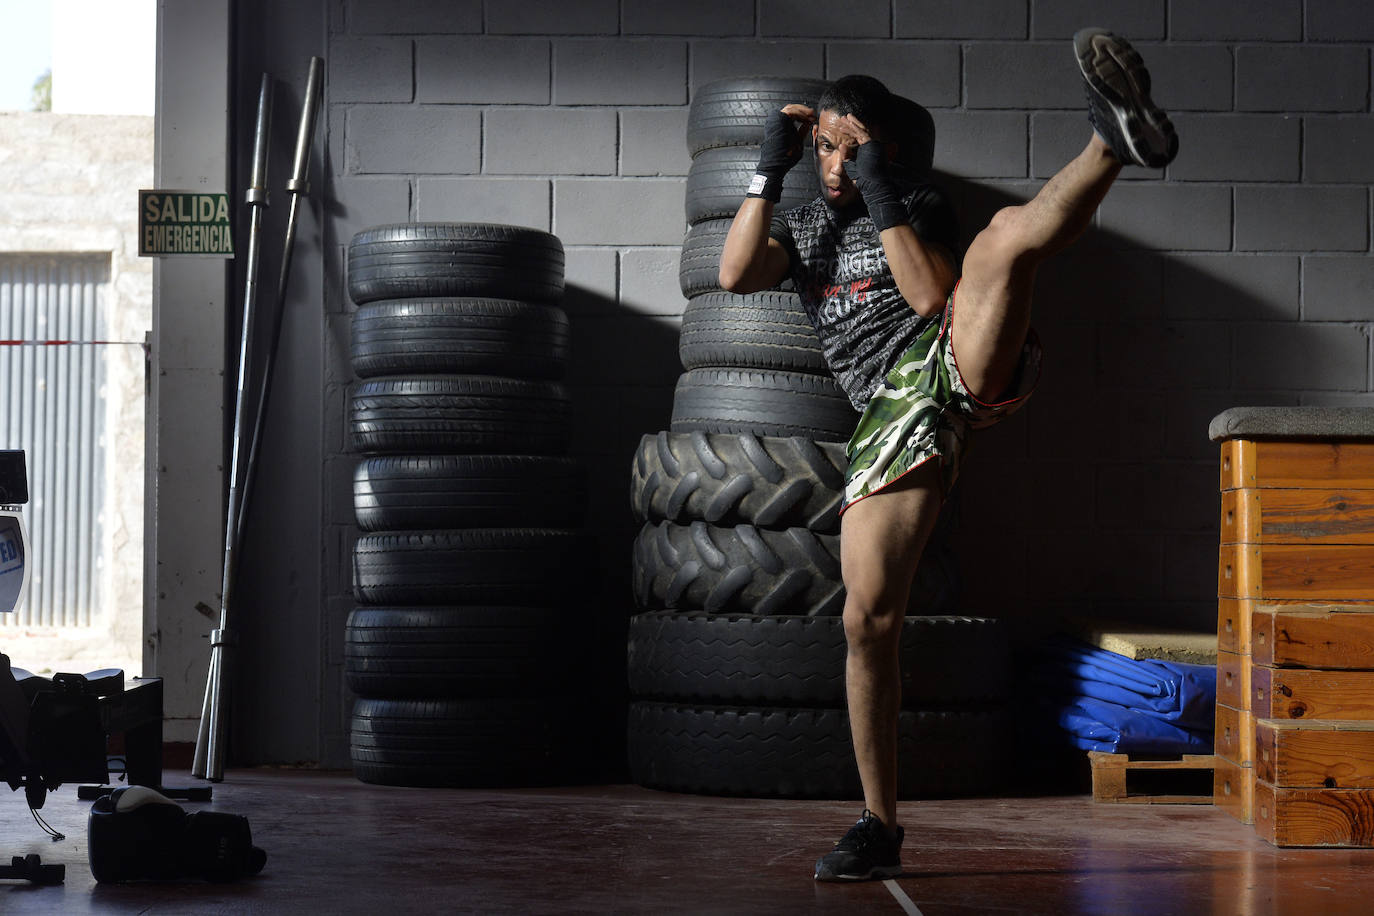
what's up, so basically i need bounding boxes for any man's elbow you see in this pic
[908,291,948,318]
[718,263,750,294]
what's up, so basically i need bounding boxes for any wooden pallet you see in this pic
[1089,751,1217,804]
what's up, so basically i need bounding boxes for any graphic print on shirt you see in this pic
[770,182,960,410]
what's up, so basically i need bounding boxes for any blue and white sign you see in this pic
[0,512,28,614]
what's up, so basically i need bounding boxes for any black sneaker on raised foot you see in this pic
[1074,27,1178,169]
[813,809,904,882]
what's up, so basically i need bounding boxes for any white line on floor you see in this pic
[883,879,924,915]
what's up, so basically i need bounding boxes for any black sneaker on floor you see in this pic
[1074,27,1178,168]
[813,809,904,882]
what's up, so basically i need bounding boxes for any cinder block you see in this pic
[488,0,617,34]
[415,178,552,230]
[1163,255,1301,322]
[621,109,692,177]
[1308,0,1374,41]
[1164,533,1222,602]
[1096,462,1218,532]
[1234,323,1368,390]
[620,247,687,316]
[346,0,480,34]
[346,106,480,175]
[328,177,411,248]
[1304,257,1374,322]
[554,40,688,105]
[1092,391,1167,460]
[1163,389,1300,460]
[567,314,684,387]
[1168,115,1300,183]
[1301,393,1374,407]
[929,111,1027,178]
[825,42,961,107]
[1235,186,1368,252]
[417,38,550,104]
[763,0,891,37]
[1306,116,1374,184]
[1097,321,1233,389]
[1237,46,1369,113]
[1031,0,1165,40]
[563,247,618,314]
[1029,460,1096,527]
[1097,185,1232,252]
[329,38,413,103]
[1030,112,1097,181]
[485,108,617,176]
[1034,249,1164,320]
[1028,530,1164,602]
[623,0,755,35]
[554,178,686,244]
[690,41,825,91]
[1169,0,1301,40]
[966,42,1079,109]
[895,0,1027,38]
[1137,44,1234,113]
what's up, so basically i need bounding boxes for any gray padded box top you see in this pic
[1209,406,1374,442]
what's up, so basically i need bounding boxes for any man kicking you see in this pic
[717,29,1179,882]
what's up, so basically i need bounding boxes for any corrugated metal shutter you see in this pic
[0,253,109,628]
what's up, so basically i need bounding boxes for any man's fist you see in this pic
[748,106,814,202]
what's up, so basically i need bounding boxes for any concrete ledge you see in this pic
[1209,406,1374,442]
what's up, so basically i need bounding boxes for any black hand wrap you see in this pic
[844,141,908,232]
[747,109,805,203]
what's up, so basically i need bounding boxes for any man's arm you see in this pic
[877,224,956,317]
[839,114,955,317]
[718,104,812,294]
[719,198,792,294]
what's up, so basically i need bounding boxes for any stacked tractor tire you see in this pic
[344,223,592,787]
[626,77,1012,798]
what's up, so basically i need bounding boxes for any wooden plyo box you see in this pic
[1214,435,1374,836]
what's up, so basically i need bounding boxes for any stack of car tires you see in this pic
[344,222,592,787]
[625,78,1011,798]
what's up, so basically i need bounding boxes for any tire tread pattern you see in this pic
[347,223,565,305]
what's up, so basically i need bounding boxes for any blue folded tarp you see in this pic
[1036,637,1216,755]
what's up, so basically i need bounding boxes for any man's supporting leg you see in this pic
[951,133,1121,403]
[838,461,944,828]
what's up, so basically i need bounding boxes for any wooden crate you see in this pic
[1089,752,1216,805]
[1252,666,1374,720]
[1256,719,1374,788]
[1216,428,1374,841]
[1214,756,1255,824]
[1252,604,1374,668]
[1254,781,1374,847]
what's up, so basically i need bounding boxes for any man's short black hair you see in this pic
[816,74,896,140]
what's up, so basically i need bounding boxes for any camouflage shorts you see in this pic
[842,290,1042,513]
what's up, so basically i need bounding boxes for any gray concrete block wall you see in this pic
[303,0,1374,765]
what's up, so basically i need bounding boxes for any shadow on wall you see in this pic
[938,170,1294,634]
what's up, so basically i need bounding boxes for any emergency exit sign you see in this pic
[139,190,235,257]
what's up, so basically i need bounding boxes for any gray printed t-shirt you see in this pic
[769,183,960,410]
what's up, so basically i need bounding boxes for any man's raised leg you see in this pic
[951,29,1178,403]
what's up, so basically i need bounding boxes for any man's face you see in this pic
[812,109,862,209]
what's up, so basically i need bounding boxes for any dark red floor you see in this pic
[4,769,1373,913]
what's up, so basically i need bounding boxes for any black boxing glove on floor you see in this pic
[747,109,806,203]
[844,141,908,232]
[88,786,267,883]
